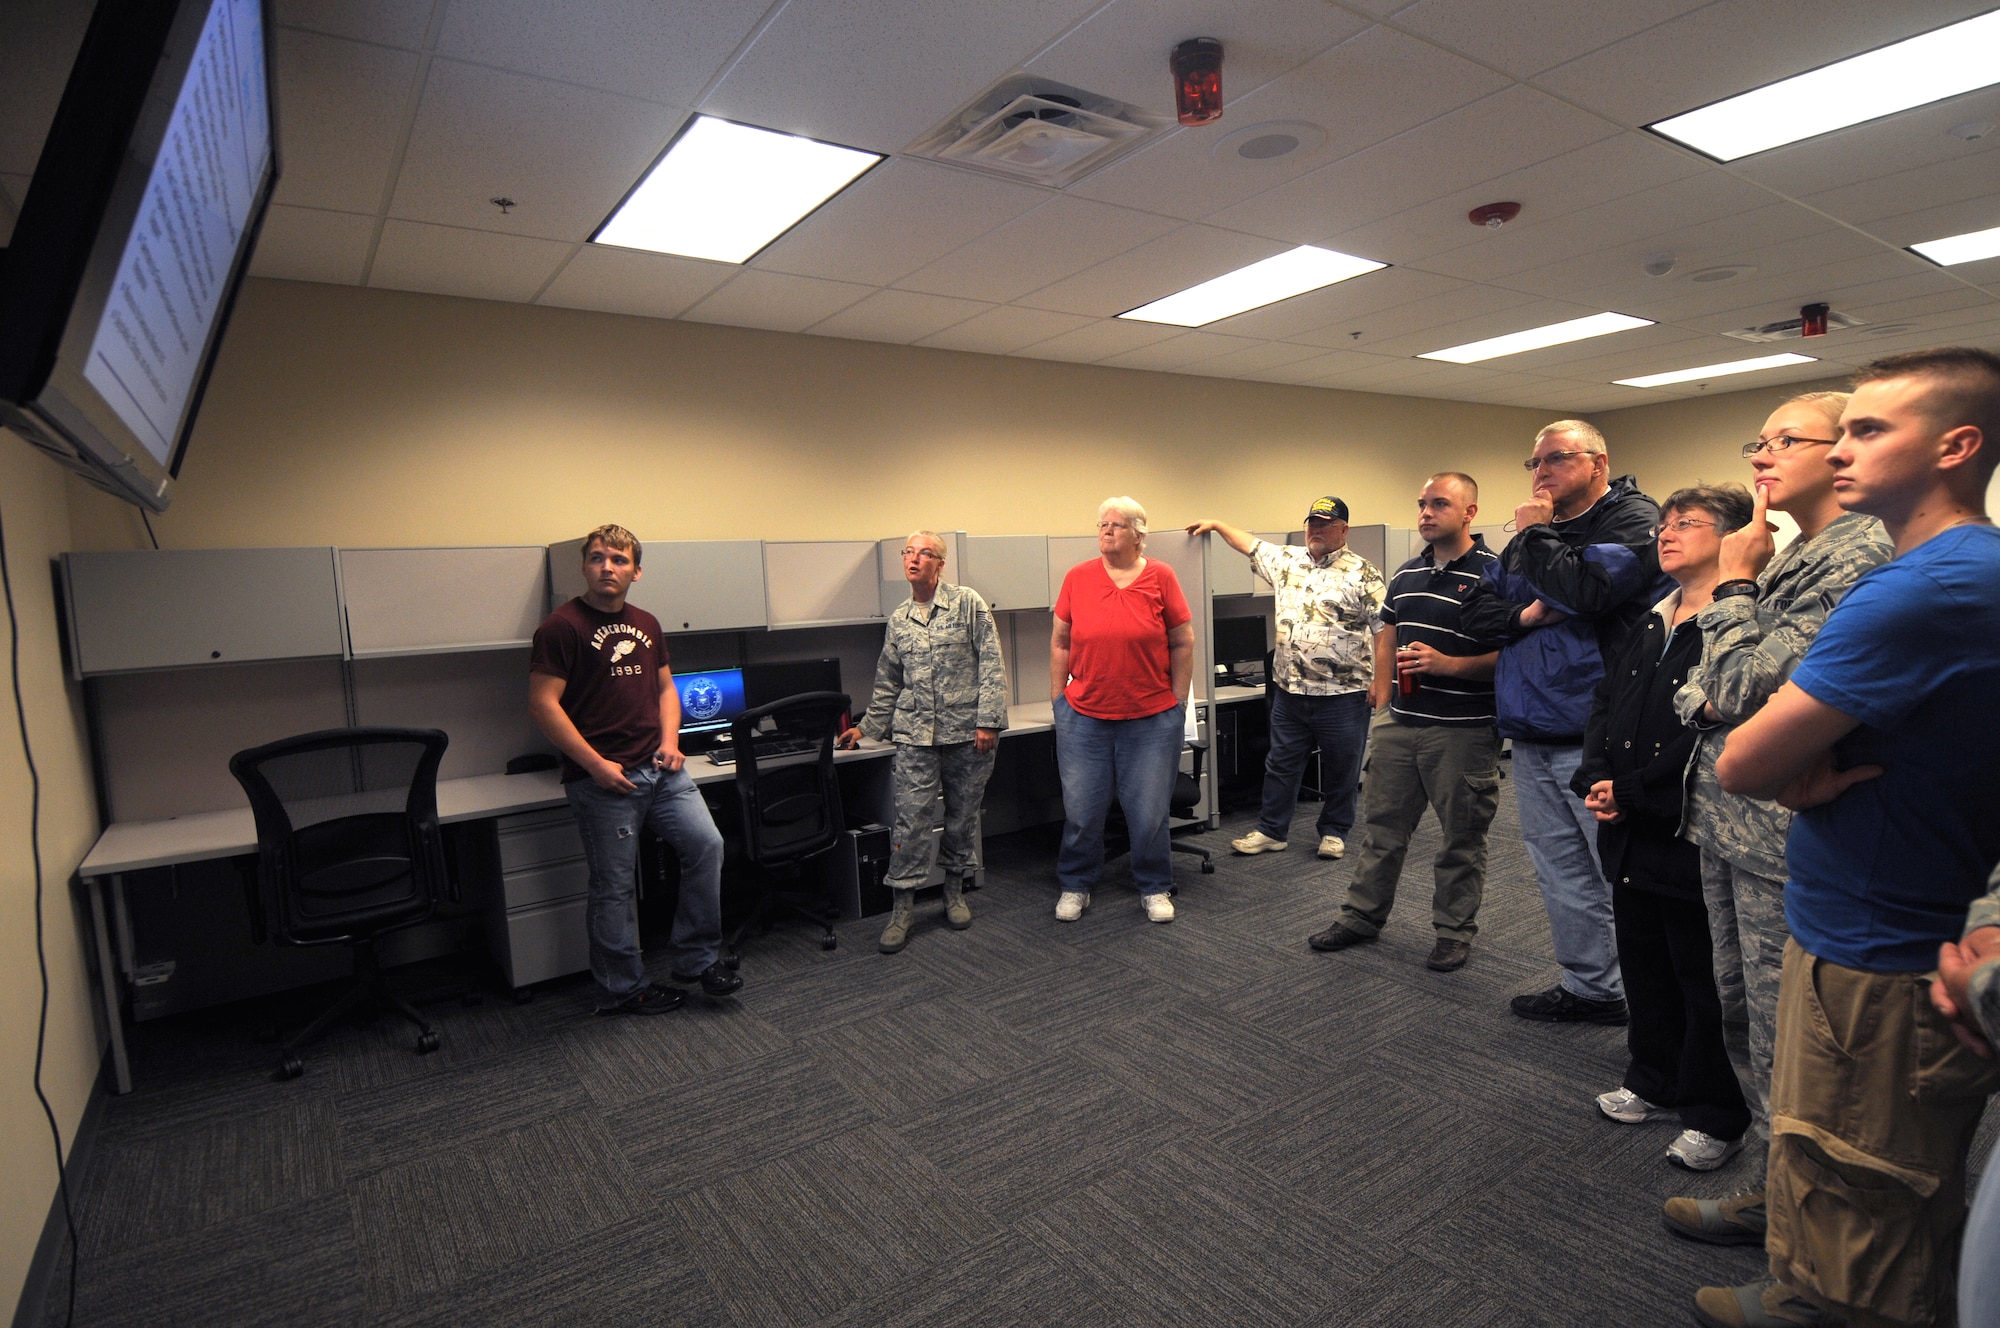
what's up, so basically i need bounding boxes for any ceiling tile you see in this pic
[806,289,993,343]
[1226,267,1467,342]
[1016,225,1287,317]
[1025,0,1370,121]
[1097,331,1259,371]
[1842,193,2000,255]
[1205,85,1621,245]
[275,0,433,48]
[914,305,1097,354]
[1069,24,1511,220]
[1534,0,1995,128]
[679,269,873,332]
[248,205,376,284]
[1392,0,1711,80]
[1642,251,1935,325]
[752,158,1047,287]
[1323,284,1551,357]
[1011,318,1185,363]
[894,196,1181,303]
[271,31,420,214]
[1728,86,2000,202]
[1181,339,1331,375]
[536,244,735,318]
[389,59,683,240]
[706,0,1106,154]
[436,0,770,106]
[1835,283,1992,325]
[368,221,573,300]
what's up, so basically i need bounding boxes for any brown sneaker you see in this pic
[1664,1187,1766,1246]
[1307,922,1376,952]
[1426,939,1470,971]
[1692,1280,1825,1328]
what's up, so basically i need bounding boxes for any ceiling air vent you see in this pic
[909,75,1170,188]
[1723,310,1866,342]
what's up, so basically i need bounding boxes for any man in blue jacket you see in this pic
[1461,421,1668,1024]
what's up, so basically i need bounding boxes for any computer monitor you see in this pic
[743,657,842,708]
[1212,614,1268,666]
[674,667,746,737]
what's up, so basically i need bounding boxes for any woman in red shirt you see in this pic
[1050,496,1195,923]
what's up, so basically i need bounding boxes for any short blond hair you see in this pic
[1098,496,1148,550]
[906,530,946,562]
[582,523,641,566]
[1782,390,1850,433]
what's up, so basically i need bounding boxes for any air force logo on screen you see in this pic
[683,676,726,722]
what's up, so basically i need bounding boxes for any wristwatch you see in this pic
[1712,579,1759,600]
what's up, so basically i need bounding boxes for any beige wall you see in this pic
[0,432,103,1314]
[67,279,1566,552]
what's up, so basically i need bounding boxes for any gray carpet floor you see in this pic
[47,775,1839,1326]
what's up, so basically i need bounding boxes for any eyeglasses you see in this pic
[1097,520,1133,533]
[1523,450,1600,470]
[1660,517,1716,534]
[900,547,943,561]
[1742,434,1838,457]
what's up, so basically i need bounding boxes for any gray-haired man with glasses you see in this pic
[1460,420,1669,1026]
[840,531,1008,954]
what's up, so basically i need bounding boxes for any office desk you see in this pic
[78,744,910,1094]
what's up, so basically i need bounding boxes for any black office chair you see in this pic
[722,692,849,963]
[228,727,454,1080]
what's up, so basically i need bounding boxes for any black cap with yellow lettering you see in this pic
[1305,496,1350,523]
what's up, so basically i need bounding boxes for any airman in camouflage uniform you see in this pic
[1956,865,2000,1046]
[1661,389,1891,1254]
[841,531,1008,953]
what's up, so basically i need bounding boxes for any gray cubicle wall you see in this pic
[63,548,344,677]
[961,535,1049,611]
[766,540,884,629]
[546,536,769,632]
[340,546,548,656]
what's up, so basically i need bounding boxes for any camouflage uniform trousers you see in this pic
[1700,848,1789,1142]
[884,740,997,889]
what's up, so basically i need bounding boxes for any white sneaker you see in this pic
[1055,891,1090,922]
[1318,835,1345,859]
[1596,1087,1673,1124]
[1668,1129,1746,1172]
[1143,893,1175,923]
[1231,830,1287,854]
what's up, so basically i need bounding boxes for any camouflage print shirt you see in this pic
[1964,861,2000,1048]
[1249,541,1385,696]
[1673,511,1893,879]
[857,581,1009,747]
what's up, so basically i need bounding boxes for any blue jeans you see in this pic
[1511,740,1622,1001]
[564,765,724,1005]
[1053,696,1183,898]
[1258,688,1368,842]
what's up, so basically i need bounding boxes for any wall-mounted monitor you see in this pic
[0,0,278,513]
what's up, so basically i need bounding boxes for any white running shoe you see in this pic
[1231,830,1287,854]
[1143,893,1175,923]
[1668,1129,1746,1172]
[1318,835,1345,859]
[1596,1087,1673,1124]
[1055,891,1090,922]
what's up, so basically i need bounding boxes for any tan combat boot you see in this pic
[878,890,916,953]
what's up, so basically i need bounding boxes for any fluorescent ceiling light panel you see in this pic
[1118,245,1387,326]
[1615,352,1816,389]
[1910,223,2000,267]
[1419,313,1653,364]
[1647,9,2000,161]
[594,116,882,264]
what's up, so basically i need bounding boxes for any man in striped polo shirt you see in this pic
[1307,473,1506,972]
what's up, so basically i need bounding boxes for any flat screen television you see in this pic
[0,0,278,513]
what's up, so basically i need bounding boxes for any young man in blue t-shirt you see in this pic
[1693,349,2000,1328]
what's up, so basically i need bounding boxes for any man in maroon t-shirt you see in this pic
[528,524,740,1013]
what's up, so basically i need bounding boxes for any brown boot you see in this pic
[941,876,972,930]
[878,890,915,953]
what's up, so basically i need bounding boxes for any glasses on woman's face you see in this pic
[900,547,942,561]
[1742,434,1838,457]
[1660,516,1716,535]
[1097,520,1132,533]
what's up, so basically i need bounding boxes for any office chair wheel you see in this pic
[415,1031,440,1054]
[1201,860,1215,874]
[821,936,838,951]
[722,952,741,971]
[511,986,535,1005]
[275,1056,304,1081]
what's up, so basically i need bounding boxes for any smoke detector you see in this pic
[908,75,1169,188]
[1724,309,1865,342]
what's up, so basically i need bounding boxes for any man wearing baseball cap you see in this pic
[1188,497,1386,861]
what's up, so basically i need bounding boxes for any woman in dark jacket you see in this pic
[1572,483,1755,1172]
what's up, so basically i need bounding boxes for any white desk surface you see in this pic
[1214,685,1264,704]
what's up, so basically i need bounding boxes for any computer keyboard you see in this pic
[705,737,821,766]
